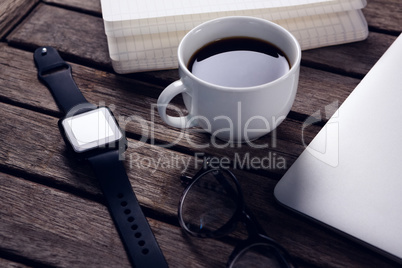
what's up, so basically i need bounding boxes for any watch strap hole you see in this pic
[135,232,142,238]
[88,151,168,267]
[124,209,131,214]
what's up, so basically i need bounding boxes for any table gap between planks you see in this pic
[0,0,401,267]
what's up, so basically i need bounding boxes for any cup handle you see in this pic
[157,80,195,128]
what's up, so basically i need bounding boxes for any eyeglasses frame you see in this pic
[177,157,296,268]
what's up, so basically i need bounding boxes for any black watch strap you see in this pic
[34,47,93,114]
[34,46,168,267]
[88,150,168,268]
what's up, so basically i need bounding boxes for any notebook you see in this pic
[100,0,368,73]
[274,33,402,263]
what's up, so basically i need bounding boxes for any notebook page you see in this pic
[103,0,366,37]
[102,0,332,22]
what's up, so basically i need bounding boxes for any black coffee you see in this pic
[188,37,290,88]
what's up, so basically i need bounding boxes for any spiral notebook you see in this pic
[100,0,368,73]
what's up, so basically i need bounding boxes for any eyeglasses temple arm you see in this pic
[180,157,214,185]
[243,206,268,236]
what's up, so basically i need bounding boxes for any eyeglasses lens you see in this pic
[231,244,286,268]
[181,170,239,235]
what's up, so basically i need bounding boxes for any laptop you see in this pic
[274,33,402,263]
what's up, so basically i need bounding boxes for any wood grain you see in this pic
[0,101,399,268]
[363,0,402,34]
[1,1,402,267]
[0,258,32,268]
[43,0,101,15]
[0,172,236,268]
[7,3,111,70]
[301,31,397,78]
[0,44,359,176]
[0,0,38,39]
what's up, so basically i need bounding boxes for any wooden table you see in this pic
[0,1,401,267]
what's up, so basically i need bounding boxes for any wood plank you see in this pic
[7,3,111,70]
[363,0,402,34]
[0,172,234,267]
[301,31,397,78]
[0,43,385,268]
[0,258,32,268]
[1,1,400,267]
[0,44,358,174]
[0,100,295,216]
[0,101,399,268]
[43,0,101,15]
[0,0,38,39]
[7,3,400,80]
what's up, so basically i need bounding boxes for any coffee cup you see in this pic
[157,16,301,143]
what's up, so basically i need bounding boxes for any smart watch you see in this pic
[34,47,168,268]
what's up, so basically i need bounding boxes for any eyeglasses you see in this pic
[178,157,296,268]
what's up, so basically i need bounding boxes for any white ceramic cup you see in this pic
[157,16,301,143]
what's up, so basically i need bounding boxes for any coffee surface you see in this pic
[188,37,290,88]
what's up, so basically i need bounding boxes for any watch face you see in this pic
[61,107,123,153]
